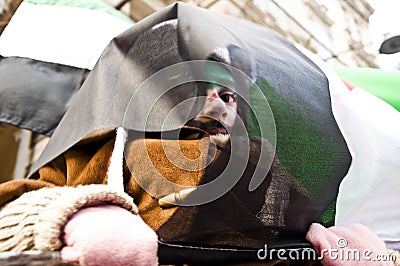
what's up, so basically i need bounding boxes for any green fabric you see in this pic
[203,61,235,88]
[321,200,336,225]
[248,83,274,138]
[253,78,338,223]
[24,0,134,23]
[335,67,400,112]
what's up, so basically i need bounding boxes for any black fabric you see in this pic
[24,2,351,260]
[0,56,88,135]
[29,4,180,175]
[158,240,318,264]
[156,136,318,248]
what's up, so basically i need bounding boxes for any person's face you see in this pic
[187,84,237,135]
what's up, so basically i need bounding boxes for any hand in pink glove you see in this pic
[61,205,158,266]
[306,223,394,266]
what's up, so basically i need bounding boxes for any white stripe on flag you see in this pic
[0,1,133,69]
[296,44,400,249]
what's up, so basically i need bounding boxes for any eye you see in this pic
[219,92,236,103]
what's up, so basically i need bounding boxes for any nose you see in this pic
[202,98,228,121]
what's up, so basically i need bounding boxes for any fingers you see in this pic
[61,246,81,264]
[307,223,338,253]
[307,223,393,266]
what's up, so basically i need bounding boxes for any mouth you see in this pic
[186,118,228,136]
[207,127,227,135]
[186,117,230,148]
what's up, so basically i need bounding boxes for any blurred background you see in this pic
[0,0,399,183]
[3,0,400,69]
[102,0,398,70]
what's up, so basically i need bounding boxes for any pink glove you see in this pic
[61,205,158,266]
[306,223,394,266]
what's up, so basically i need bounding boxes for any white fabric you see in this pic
[107,127,127,192]
[334,87,400,249]
[0,1,132,69]
[296,44,400,249]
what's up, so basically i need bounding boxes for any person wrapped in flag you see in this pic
[0,2,398,266]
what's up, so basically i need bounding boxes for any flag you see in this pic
[0,0,133,135]
[334,66,400,250]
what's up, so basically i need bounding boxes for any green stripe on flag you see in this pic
[335,67,400,112]
[255,79,335,204]
[24,0,134,23]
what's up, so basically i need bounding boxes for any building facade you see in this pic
[109,0,378,68]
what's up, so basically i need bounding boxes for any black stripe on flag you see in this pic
[0,55,89,135]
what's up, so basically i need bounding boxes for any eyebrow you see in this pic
[206,83,235,94]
